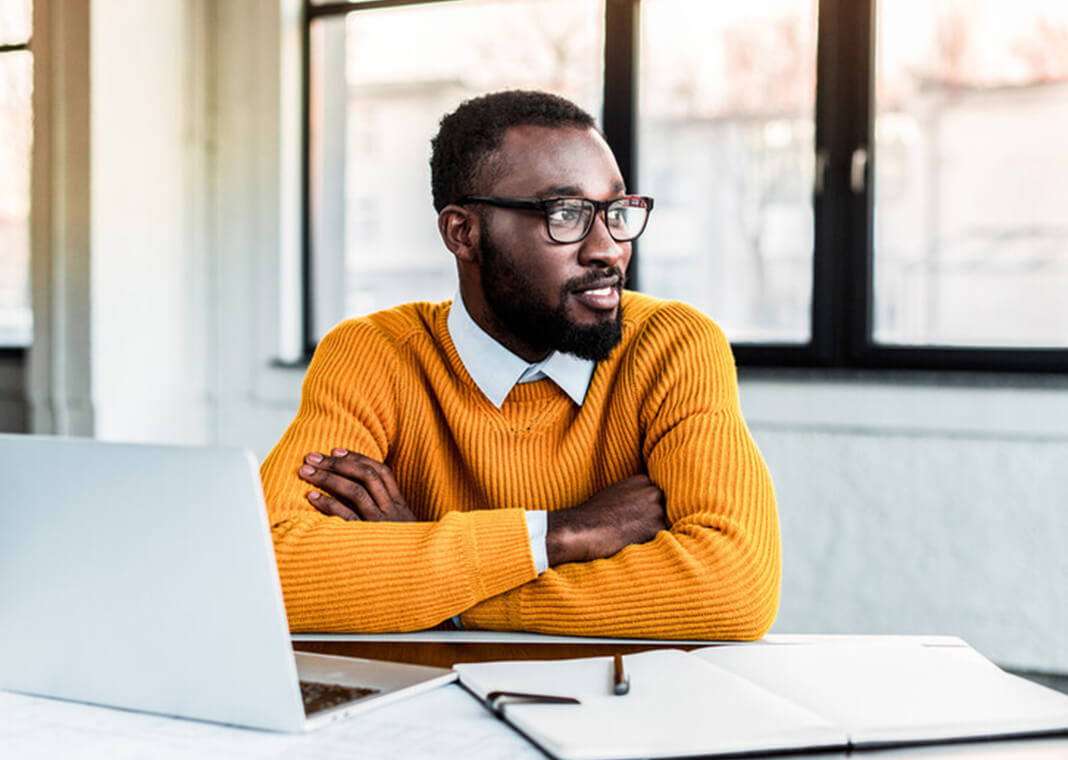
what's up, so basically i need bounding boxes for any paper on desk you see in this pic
[691,641,1068,746]
[456,648,847,760]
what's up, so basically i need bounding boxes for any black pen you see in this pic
[613,654,630,695]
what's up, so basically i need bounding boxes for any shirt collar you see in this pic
[447,291,595,408]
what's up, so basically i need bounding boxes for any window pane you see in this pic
[308,0,604,341]
[0,0,32,46]
[637,0,818,343]
[0,50,32,347]
[873,0,1068,348]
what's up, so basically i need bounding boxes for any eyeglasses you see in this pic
[457,195,654,244]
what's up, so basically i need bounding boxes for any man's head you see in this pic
[430,90,597,214]
[432,91,647,364]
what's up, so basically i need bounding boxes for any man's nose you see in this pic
[578,212,629,268]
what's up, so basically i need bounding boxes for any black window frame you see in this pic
[300,0,1068,374]
[0,27,33,358]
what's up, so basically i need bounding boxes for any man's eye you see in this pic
[548,205,583,224]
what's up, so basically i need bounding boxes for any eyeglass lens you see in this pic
[547,198,648,243]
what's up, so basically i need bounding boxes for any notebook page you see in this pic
[456,649,846,760]
[692,642,1068,746]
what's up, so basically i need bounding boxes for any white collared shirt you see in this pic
[446,291,595,409]
[446,292,597,577]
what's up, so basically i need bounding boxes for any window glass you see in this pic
[0,49,33,347]
[0,0,31,47]
[873,0,1068,347]
[308,0,604,340]
[637,0,818,343]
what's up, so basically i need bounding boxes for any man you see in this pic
[260,90,780,638]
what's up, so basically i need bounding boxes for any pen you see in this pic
[613,654,630,695]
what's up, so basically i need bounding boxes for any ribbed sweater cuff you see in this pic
[462,509,538,601]
[459,577,527,631]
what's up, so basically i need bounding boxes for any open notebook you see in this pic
[455,641,1068,760]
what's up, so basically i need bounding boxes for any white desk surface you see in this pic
[290,631,971,646]
[0,682,543,760]
[6,681,1068,760]
[4,683,1068,760]
[4,634,1067,759]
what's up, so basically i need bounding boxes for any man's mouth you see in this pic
[571,277,622,311]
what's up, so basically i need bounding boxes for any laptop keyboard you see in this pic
[299,680,381,716]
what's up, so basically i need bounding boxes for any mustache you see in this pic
[564,267,628,293]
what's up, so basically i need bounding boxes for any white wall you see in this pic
[88,0,212,444]
[743,379,1068,672]
[28,0,212,443]
[26,0,1068,674]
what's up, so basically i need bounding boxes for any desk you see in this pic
[291,630,707,668]
[3,635,1067,759]
[289,631,977,667]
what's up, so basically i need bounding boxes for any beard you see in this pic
[478,226,624,362]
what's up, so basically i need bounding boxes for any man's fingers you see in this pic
[308,450,413,521]
[299,463,386,520]
[325,450,396,515]
[306,490,360,521]
[299,450,415,522]
[334,449,406,506]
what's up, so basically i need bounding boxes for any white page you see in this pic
[692,642,1068,745]
[456,649,846,760]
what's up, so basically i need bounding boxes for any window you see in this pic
[0,0,33,348]
[638,0,818,344]
[306,0,604,342]
[873,0,1068,350]
[302,0,1068,372]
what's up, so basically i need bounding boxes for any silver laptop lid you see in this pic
[0,435,306,732]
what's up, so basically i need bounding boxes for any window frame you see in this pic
[0,25,33,356]
[300,0,1068,374]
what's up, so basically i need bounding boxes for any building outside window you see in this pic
[304,0,1068,371]
[0,0,33,348]
[638,0,818,344]
[307,0,604,341]
[873,0,1068,348]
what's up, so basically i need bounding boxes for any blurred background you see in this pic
[0,0,1065,681]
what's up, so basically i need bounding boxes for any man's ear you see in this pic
[438,205,480,264]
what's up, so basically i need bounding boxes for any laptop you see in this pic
[0,434,457,732]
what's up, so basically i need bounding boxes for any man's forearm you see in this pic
[460,505,781,640]
[545,475,666,565]
[273,509,537,632]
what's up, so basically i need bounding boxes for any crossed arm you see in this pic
[298,450,667,567]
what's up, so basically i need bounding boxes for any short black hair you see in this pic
[429,90,598,212]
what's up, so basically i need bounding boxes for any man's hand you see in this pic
[299,449,416,522]
[546,475,667,566]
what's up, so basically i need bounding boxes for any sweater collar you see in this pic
[447,291,595,409]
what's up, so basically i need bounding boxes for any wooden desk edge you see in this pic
[292,639,699,668]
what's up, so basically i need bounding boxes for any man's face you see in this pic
[474,125,632,362]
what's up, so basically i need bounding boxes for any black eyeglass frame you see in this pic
[456,195,655,243]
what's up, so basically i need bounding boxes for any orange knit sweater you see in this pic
[261,291,780,638]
